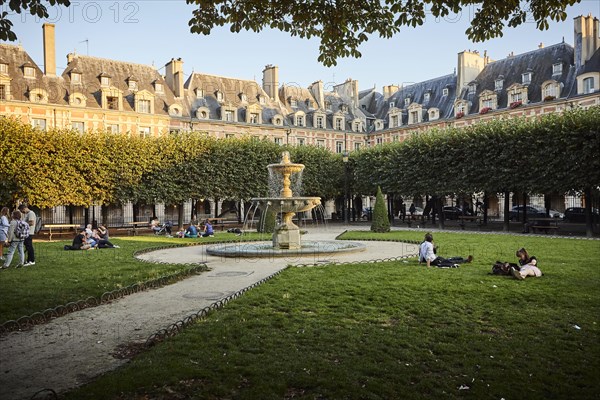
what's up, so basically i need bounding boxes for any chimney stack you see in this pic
[43,23,56,76]
[262,65,279,101]
[574,14,600,69]
[165,58,184,98]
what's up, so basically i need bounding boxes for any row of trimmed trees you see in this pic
[1,106,599,234]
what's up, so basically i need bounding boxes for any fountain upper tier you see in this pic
[268,152,305,198]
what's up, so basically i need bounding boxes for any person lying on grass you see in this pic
[419,232,473,268]
[510,247,542,280]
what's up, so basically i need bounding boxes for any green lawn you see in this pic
[0,233,259,323]
[60,231,599,400]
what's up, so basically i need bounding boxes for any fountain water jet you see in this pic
[206,152,365,258]
[252,151,321,250]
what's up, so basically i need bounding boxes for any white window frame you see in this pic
[522,72,532,85]
[495,79,503,91]
[552,63,562,75]
[106,124,119,133]
[583,77,595,94]
[24,66,35,78]
[128,80,138,91]
[32,118,47,130]
[0,63,7,74]
[138,99,151,113]
[316,115,325,129]
[139,126,151,138]
[296,115,305,127]
[442,88,449,96]
[335,141,343,153]
[404,98,410,106]
[101,76,110,86]
[424,93,430,102]
[72,121,85,133]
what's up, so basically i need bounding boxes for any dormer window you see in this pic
[216,91,224,102]
[24,66,35,78]
[258,95,266,105]
[340,104,348,112]
[468,82,477,95]
[522,72,532,85]
[70,71,82,84]
[239,93,248,103]
[154,82,163,93]
[290,98,298,107]
[389,102,395,108]
[404,98,410,106]
[100,75,111,87]
[0,84,7,100]
[296,114,305,127]
[316,115,325,129]
[334,116,344,130]
[424,92,430,102]
[325,101,331,111]
[195,88,204,98]
[552,62,562,75]
[495,78,504,91]
[442,88,449,96]
[0,63,7,74]
[128,78,138,91]
[583,77,595,94]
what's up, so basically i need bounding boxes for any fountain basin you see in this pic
[206,240,366,258]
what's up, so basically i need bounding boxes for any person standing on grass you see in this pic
[2,210,25,269]
[511,248,542,280]
[0,207,9,261]
[17,204,36,266]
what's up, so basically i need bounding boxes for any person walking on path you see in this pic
[18,204,36,266]
[2,210,26,269]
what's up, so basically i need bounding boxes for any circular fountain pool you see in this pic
[206,240,366,258]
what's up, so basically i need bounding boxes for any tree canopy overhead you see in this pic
[186,0,581,66]
[1,0,581,65]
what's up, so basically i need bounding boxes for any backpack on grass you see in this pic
[492,261,520,275]
[14,220,30,240]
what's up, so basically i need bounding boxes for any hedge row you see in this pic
[1,106,598,209]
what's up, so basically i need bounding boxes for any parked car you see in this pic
[548,209,564,219]
[564,207,600,223]
[508,205,546,221]
[442,206,463,220]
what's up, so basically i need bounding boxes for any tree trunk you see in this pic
[503,191,510,232]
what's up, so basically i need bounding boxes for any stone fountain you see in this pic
[206,151,365,258]
[251,151,321,250]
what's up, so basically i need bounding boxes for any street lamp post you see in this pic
[342,150,349,225]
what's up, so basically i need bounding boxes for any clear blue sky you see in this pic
[8,0,600,92]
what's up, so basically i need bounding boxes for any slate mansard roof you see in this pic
[377,74,457,126]
[62,54,180,114]
[184,72,284,124]
[0,43,57,103]
[461,43,577,113]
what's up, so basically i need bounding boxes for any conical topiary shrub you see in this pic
[371,186,390,233]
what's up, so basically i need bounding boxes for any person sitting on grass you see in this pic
[70,229,91,250]
[511,247,542,280]
[200,219,214,238]
[184,223,198,238]
[96,224,119,248]
[419,232,473,268]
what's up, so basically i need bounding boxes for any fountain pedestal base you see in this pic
[273,215,301,249]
